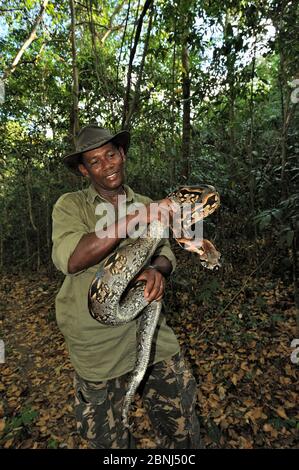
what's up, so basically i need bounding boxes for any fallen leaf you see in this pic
[231,374,238,385]
[4,438,14,448]
[275,407,288,420]
[263,423,278,438]
[0,418,6,432]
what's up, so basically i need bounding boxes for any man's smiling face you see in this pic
[78,142,126,191]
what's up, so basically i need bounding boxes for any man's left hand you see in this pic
[134,267,165,302]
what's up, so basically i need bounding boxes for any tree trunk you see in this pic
[117,0,131,85]
[123,2,154,129]
[24,221,29,266]
[0,227,3,271]
[181,41,191,181]
[290,217,299,336]
[122,0,153,129]
[70,0,80,146]
[26,169,37,232]
[87,0,114,122]
[101,0,126,44]
[248,43,257,241]
[36,215,41,271]
[170,15,177,186]
[4,0,49,80]
[224,14,236,171]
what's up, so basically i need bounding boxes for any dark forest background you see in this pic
[0,0,298,450]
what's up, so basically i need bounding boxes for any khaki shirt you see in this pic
[52,184,180,381]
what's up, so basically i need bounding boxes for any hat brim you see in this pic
[63,130,130,176]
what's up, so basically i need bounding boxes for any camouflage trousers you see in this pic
[74,351,200,449]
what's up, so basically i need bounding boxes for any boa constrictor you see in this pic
[88,184,220,428]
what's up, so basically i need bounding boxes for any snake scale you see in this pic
[88,185,221,428]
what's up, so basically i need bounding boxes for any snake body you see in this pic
[88,185,220,428]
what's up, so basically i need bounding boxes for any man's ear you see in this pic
[78,163,89,177]
[119,146,126,162]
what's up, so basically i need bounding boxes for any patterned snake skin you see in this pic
[88,185,220,428]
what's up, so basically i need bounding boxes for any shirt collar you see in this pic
[87,184,134,204]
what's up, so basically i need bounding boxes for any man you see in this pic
[52,124,200,449]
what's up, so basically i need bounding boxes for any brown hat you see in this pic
[63,124,130,176]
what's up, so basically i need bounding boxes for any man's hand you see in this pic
[144,198,179,227]
[134,267,166,302]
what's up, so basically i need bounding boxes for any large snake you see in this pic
[88,185,221,428]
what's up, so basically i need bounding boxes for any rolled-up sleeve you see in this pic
[52,194,89,275]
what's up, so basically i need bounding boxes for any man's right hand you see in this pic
[144,198,178,227]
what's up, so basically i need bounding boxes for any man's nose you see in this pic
[100,156,114,170]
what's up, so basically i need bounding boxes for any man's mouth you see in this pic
[106,171,119,180]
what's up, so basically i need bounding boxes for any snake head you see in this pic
[168,185,220,229]
[176,237,221,271]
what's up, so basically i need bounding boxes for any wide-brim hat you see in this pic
[63,124,130,176]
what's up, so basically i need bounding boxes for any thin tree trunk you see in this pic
[3,0,49,80]
[291,217,299,336]
[88,0,102,89]
[275,0,289,200]
[101,0,126,44]
[0,227,3,270]
[87,0,114,121]
[24,222,29,264]
[181,41,191,181]
[248,42,257,241]
[124,2,154,129]
[279,49,289,200]
[122,0,153,129]
[36,209,41,271]
[224,14,236,172]
[70,0,80,145]
[26,170,37,232]
[170,11,178,185]
[117,0,131,85]
[45,159,51,259]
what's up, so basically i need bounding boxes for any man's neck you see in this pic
[95,184,126,205]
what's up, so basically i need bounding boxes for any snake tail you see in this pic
[121,301,162,428]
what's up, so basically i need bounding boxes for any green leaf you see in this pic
[286,230,294,247]
[259,214,271,231]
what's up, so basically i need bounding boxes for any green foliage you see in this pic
[254,194,298,248]
[47,437,59,449]
[0,407,39,444]
[0,0,297,275]
[195,279,221,305]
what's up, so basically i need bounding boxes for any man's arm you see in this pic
[150,255,173,277]
[52,194,176,279]
[68,199,175,274]
[68,226,175,276]
[68,213,137,274]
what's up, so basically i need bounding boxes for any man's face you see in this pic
[78,142,126,191]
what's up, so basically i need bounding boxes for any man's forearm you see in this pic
[68,201,174,274]
[150,255,173,278]
[68,213,137,274]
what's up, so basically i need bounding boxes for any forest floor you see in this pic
[0,251,298,449]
